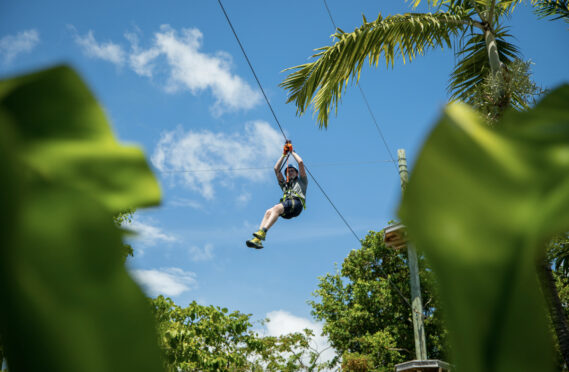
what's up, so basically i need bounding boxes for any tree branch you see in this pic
[488,0,497,27]
[387,347,412,354]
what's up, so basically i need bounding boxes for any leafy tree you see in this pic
[309,231,448,371]
[553,267,569,371]
[549,233,569,277]
[280,0,548,128]
[151,296,330,371]
[545,234,569,368]
[113,208,136,261]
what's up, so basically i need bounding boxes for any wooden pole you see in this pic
[398,149,428,360]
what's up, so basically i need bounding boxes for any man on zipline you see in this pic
[246,141,307,249]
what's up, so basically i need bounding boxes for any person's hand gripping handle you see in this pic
[283,140,293,155]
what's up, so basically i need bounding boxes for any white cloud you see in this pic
[131,25,261,114]
[125,217,177,247]
[167,197,204,210]
[0,29,40,64]
[131,267,197,297]
[236,192,252,205]
[262,311,336,367]
[72,29,126,65]
[189,243,214,261]
[152,120,282,199]
[125,31,160,77]
[71,25,260,114]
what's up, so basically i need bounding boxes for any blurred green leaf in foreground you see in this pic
[399,84,569,372]
[0,66,163,371]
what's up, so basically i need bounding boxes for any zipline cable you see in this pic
[217,0,287,140]
[305,166,360,242]
[217,0,363,244]
[322,0,411,308]
[217,0,411,308]
[322,0,399,174]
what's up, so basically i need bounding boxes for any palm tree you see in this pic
[280,0,530,128]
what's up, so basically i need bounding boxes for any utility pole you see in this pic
[398,148,428,361]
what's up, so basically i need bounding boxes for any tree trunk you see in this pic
[483,28,503,74]
[538,259,569,368]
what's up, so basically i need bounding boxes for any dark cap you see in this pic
[286,165,298,173]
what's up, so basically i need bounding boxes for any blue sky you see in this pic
[2,0,568,363]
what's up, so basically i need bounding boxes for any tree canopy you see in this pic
[151,296,331,371]
[309,231,448,371]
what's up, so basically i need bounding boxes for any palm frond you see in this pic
[280,11,473,128]
[408,0,476,9]
[449,26,520,103]
[534,0,569,22]
[493,0,541,17]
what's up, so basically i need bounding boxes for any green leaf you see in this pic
[534,0,569,23]
[0,65,160,213]
[399,85,569,371]
[0,66,164,371]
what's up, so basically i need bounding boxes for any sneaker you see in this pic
[253,229,266,240]
[246,237,263,249]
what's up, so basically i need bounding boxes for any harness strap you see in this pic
[286,153,290,182]
[282,189,306,210]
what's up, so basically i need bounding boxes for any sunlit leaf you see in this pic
[399,85,569,371]
[0,65,164,372]
[534,0,569,23]
[0,66,160,213]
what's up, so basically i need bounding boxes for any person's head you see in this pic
[285,165,298,180]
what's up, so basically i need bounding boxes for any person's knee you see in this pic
[274,203,284,215]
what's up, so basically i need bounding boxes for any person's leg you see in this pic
[261,203,284,231]
[248,203,285,248]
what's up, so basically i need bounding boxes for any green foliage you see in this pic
[113,208,136,225]
[280,0,555,128]
[113,208,136,261]
[399,84,569,371]
[0,66,163,371]
[548,232,569,277]
[469,59,546,123]
[342,352,374,372]
[535,0,569,23]
[449,27,520,105]
[547,239,569,370]
[280,9,470,128]
[309,231,448,371]
[151,296,329,371]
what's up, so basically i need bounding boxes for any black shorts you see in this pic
[280,197,303,219]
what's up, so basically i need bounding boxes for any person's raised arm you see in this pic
[274,151,287,184]
[290,151,306,179]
